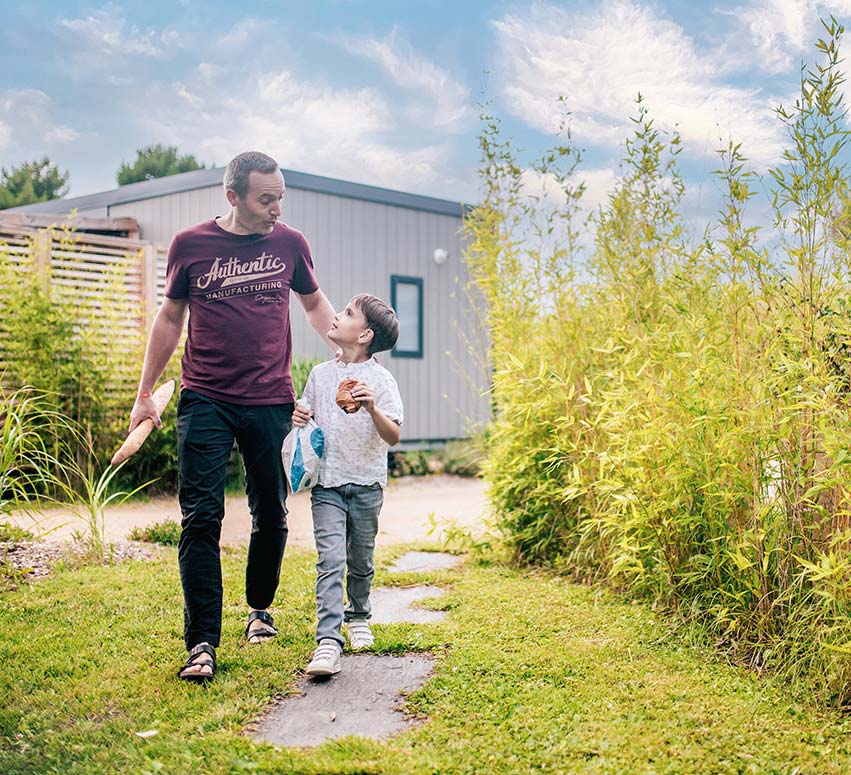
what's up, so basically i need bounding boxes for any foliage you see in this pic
[388,449,431,477]
[112,361,181,494]
[291,357,321,398]
[428,510,496,556]
[0,523,33,543]
[0,234,325,497]
[128,518,181,546]
[439,438,484,477]
[117,144,206,185]
[0,157,68,209]
[0,385,143,564]
[468,18,851,704]
[66,462,154,563]
[386,440,483,479]
[2,549,851,773]
[0,231,139,474]
[0,385,84,510]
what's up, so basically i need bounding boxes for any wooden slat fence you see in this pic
[0,221,168,392]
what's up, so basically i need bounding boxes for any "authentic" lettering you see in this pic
[197,252,285,289]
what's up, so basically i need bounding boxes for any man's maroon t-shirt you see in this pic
[164,219,319,405]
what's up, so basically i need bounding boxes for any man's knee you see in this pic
[179,499,225,537]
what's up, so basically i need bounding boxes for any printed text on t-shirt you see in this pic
[197,252,286,290]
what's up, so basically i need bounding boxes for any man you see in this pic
[129,151,335,682]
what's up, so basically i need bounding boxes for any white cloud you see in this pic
[339,28,471,131]
[519,166,624,215]
[728,0,851,125]
[494,0,785,168]
[0,89,79,147]
[60,5,170,57]
[218,18,264,48]
[137,67,449,190]
[733,0,810,72]
[195,62,225,82]
[729,0,851,73]
[175,83,203,109]
[579,168,619,213]
[44,126,80,143]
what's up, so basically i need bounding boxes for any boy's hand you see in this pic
[352,382,375,413]
[292,404,312,427]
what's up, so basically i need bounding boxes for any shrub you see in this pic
[0,224,321,498]
[111,360,181,495]
[0,385,84,506]
[292,357,321,397]
[386,441,483,478]
[439,439,484,477]
[0,523,34,543]
[468,19,851,704]
[0,384,138,560]
[128,519,181,546]
[388,449,431,478]
[0,230,142,478]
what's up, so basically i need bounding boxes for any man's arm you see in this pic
[129,297,188,431]
[296,289,336,351]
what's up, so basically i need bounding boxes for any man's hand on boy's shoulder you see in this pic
[292,404,312,427]
[352,381,375,413]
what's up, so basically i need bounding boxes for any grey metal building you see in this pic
[8,168,490,445]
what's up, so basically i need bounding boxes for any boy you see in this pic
[291,293,403,676]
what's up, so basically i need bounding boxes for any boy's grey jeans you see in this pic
[311,483,384,647]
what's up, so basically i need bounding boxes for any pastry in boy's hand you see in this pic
[336,378,361,413]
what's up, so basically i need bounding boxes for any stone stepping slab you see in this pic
[369,584,447,624]
[387,551,463,573]
[251,653,434,748]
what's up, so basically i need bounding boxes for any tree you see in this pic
[117,144,206,185]
[0,157,69,209]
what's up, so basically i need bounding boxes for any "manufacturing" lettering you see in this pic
[204,280,284,302]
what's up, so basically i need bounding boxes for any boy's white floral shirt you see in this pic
[301,357,404,488]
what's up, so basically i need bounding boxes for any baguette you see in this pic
[110,380,176,466]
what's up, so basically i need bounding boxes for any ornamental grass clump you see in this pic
[468,18,851,704]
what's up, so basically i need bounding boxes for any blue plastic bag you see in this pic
[281,401,325,493]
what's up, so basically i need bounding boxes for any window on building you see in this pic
[391,275,423,358]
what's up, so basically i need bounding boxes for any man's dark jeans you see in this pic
[176,389,293,650]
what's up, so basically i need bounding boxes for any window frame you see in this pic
[390,274,424,359]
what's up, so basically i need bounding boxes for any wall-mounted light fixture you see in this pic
[433,248,449,265]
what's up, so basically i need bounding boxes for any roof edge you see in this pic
[4,166,472,218]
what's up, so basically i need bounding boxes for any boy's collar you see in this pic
[335,354,376,368]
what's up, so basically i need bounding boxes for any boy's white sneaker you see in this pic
[306,639,342,676]
[346,618,374,650]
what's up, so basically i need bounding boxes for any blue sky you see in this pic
[2,0,851,219]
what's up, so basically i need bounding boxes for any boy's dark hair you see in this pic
[223,151,281,198]
[352,293,399,355]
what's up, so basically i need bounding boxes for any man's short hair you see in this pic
[223,151,281,198]
[352,294,399,355]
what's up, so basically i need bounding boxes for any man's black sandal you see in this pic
[245,610,278,642]
[178,643,216,683]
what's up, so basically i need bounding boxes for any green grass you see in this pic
[1,547,850,774]
[0,523,34,543]
[127,519,182,546]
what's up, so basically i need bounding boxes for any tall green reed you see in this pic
[468,18,851,704]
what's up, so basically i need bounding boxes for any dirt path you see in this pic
[9,475,489,549]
